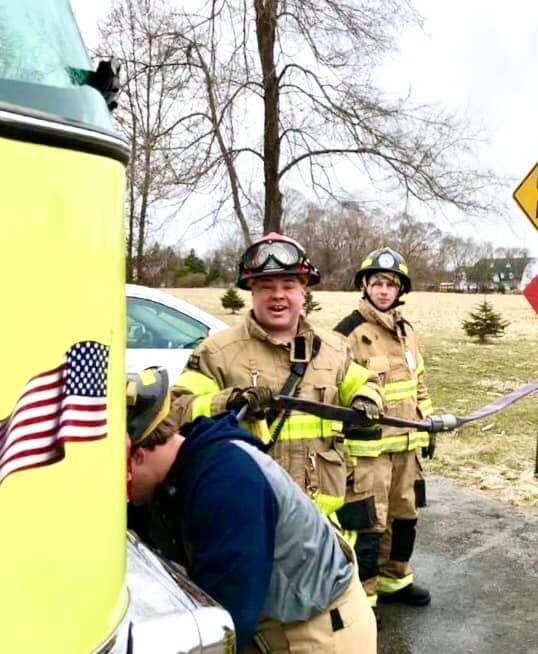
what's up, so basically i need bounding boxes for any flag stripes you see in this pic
[0,341,109,484]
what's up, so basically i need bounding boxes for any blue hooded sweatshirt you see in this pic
[143,412,351,649]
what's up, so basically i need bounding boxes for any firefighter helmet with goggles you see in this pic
[237,232,321,289]
[354,247,411,294]
[126,367,170,445]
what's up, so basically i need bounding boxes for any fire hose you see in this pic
[271,379,538,433]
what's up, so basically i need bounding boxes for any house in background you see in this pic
[457,257,533,292]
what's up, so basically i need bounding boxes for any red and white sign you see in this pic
[523,276,538,314]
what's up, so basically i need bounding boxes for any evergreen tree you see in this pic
[221,287,245,314]
[303,289,321,315]
[205,254,224,285]
[461,299,510,343]
[182,249,207,274]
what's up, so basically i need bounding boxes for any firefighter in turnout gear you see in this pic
[171,233,384,517]
[334,247,433,615]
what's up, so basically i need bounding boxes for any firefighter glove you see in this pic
[227,386,274,417]
[351,397,382,423]
[422,433,436,459]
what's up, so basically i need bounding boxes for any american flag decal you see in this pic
[0,341,109,485]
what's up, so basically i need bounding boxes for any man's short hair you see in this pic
[365,271,402,288]
[136,415,177,450]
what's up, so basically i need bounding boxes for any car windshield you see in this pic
[0,0,113,131]
[127,297,210,350]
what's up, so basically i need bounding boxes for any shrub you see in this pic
[461,298,510,343]
[221,287,245,314]
[174,272,207,288]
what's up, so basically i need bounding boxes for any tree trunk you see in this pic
[196,45,253,245]
[136,154,150,282]
[135,31,154,283]
[126,125,136,282]
[254,0,282,234]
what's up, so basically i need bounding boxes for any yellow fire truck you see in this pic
[0,2,233,652]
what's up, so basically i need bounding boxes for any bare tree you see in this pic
[440,235,484,277]
[101,0,504,260]
[207,197,521,291]
[283,195,384,288]
[172,0,501,237]
[383,212,447,285]
[181,25,253,244]
[98,0,197,281]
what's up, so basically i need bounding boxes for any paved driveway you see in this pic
[379,475,538,654]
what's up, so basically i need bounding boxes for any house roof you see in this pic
[472,257,530,277]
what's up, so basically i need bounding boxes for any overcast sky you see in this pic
[71,0,538,257]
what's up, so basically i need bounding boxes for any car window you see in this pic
[127,297,209,350]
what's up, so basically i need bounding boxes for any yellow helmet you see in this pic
[126,367,170,445]
[354,247,411,294]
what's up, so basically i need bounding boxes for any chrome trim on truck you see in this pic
[127,531,235,654]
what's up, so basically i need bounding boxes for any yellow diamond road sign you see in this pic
[513,162,538,230]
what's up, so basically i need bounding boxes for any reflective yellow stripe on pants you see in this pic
[378,572,414,594]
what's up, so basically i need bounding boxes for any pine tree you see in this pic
[182,248,207,274]
[303,289,321,316]
[461,298,510,343]
[221,287,245,314]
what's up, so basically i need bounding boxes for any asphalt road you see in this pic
[378,475,538,654]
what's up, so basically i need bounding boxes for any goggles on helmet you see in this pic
[241,240,305,271]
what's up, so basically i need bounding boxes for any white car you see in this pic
[126,284,228,382]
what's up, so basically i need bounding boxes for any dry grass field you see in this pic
[165,288,538,512]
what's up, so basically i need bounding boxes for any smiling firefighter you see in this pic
[170,232,384,520]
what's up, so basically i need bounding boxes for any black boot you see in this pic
[379,583,431,606]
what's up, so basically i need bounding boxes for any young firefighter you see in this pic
[334,247,434,617]
[126,368,377,653]
[170,233,384,518]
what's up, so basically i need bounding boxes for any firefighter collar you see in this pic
[246,311,316,359]
[358,297,403,335]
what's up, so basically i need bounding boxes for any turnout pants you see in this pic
[337,448,426,606]
[245,566,376,654]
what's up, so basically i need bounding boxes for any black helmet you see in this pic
[126,367,170,445]
[237,232,321,289]
[354,247,411,294]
